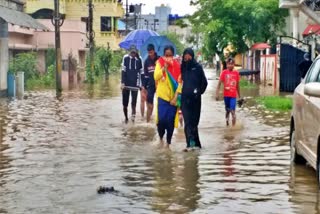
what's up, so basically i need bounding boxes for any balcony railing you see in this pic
[303,0,320,11]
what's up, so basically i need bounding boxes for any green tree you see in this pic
[85,46,123,81]
[96,46,112,75]
[175,19,188,28]
[110,50,125,72]
[190,0,288,54]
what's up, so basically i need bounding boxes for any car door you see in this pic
[301,59,320,162]
[294,59,316,148]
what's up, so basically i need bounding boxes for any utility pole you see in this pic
[134,12,137,30]
[53,0,64,97]
[125,0,129,34]
[153,19,159,32]
[87,0,95,83]
[145,20,149,30]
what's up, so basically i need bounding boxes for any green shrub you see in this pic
[9,52,38,80]
[256,96,292,111]
[85,47,123,83]
[46,48,56,69]
[43,64,55,87]
[26,65,55,90]
[9,51,56,90]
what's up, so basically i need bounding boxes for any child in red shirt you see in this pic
[216,58,241,126]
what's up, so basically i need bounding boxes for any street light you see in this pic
[145,19,149,30]
[153,19,159,31]
[125,1,146,32]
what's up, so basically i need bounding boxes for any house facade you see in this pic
[24,0,124,50]
[280,0,320,39]
[0,0,46,94]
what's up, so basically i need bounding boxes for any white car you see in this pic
[290,57,320,183]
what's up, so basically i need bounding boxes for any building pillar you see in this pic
[114,18,118,31]
[291,8,300,41]
[0,18,8,94]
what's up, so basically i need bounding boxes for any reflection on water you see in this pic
[289,164,320,214]
[150,152,201,213]
[0,72,318,213]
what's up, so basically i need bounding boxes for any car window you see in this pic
[305,59,320,83]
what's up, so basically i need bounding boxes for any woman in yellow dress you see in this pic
[154,46,181,148]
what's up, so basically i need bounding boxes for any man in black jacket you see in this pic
[142,44,159,122]
[180,48,208,151]
[121,45,143,123]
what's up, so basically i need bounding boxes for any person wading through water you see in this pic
[154,45,181,149]
[216,57,241,126]
[121,45,143,123]
[142,44,159,122]
[180,48,208,151]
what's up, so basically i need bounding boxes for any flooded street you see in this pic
[0,69,318,214]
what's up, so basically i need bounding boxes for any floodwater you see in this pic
[0,70,318,214]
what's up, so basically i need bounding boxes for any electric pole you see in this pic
[153,19,159,32]
[145,20,149,30]
[53,0,64,97]
[125,0,129,35]
[87,0,95,83]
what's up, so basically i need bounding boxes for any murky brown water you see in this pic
[0,70,318,213]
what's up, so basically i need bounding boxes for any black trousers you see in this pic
[181,96,202,148]
[122,89,138,108]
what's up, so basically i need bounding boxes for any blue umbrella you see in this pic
[119,29,159,50]
[139,36,177,61]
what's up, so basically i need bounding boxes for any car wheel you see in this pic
[290,126,306,164]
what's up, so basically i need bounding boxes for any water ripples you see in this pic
[0,73,318,213]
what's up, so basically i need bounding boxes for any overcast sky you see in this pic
[127,0,196,15]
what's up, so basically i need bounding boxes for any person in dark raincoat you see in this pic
[180,48,208,151]
[298,53,313,79]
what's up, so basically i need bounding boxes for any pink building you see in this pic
[8,19,88,88]
[0,0,47,94]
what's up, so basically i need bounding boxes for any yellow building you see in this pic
[24,0,124,50]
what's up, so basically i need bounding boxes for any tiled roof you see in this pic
[0,6,47,30]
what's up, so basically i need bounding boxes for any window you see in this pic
[305,59,320,83]
[101,17,112,32]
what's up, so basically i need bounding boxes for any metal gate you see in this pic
[279,36,311,92]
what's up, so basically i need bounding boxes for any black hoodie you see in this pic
[181,48,208,98]
[121,54,143,88]
[142,54,159,88]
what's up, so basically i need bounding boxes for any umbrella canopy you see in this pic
[119,29,159,50]
[139,36,177,61]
